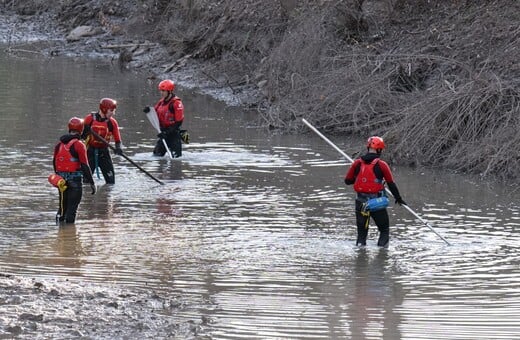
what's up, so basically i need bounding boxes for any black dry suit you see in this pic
[345,152,404,247]
[53,134,94,224]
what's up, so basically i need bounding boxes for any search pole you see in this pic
[302,118,450,245]
[89,130,165,185]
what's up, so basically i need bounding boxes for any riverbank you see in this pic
[0,3,261,107]
[2,0,518,183]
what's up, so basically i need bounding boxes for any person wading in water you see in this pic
[52,117,96,224]
[344,136,406,247]
[82,98,123,184]
[144,79,185,158]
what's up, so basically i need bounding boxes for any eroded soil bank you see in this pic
[2,0,519,182]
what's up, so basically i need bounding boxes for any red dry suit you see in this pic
[54,137,90,173]
[52,134,95,224]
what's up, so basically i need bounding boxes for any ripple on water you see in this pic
[1,63,520,338]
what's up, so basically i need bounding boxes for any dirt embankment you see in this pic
[1,0,519,183]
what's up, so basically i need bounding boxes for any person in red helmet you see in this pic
[143,79,185,158]
[82,98,123,184]
[53,117,96,224]
[344,136,406,247]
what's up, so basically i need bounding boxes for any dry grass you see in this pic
[389,75,520,180]
[4,0,519,182]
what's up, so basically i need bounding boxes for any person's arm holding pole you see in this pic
[302,118,450,245]
[89,129,164,185]
[143,106,173,160]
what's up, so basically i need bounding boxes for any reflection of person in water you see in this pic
[52,225,87,275]
[156,160,184,181]
[83,185,115,220]
[156,197,183,217]
[349,249,403,339]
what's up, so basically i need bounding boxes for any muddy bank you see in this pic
[0,274,204,339]
[0,3,259,107]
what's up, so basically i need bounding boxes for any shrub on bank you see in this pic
[2,0,519,183]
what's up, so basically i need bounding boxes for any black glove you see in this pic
[395,197,406,206]
[90,183,96,195]
[143,106,150,113]
[114,142,123,155]
[157,131,167,139]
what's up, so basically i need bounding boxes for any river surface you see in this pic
[0,50,519,339]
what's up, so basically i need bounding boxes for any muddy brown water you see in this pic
[0,50,519,339]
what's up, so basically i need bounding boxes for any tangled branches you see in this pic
[257,0,520,182]
[389,75,520,181]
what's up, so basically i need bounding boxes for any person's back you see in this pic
[52,117,96,224]
[344,136,406,246]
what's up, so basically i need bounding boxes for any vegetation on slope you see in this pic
[3,0,519,182]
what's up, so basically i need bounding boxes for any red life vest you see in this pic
[353,159,385,194]
[154,96,184,128]
[55,139,81,172]
[84,113,119,148]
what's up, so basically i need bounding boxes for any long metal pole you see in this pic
[89,130,165,185]
[302,118,450,245]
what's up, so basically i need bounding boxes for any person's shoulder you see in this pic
[73,138,87,148]
[376,158,392,169]
[350,158,362,168]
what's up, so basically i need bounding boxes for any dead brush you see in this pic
[388,75,520,181]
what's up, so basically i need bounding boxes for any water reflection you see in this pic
[0,49,520,339]
[348,249,403,339]
[52,224,87,275]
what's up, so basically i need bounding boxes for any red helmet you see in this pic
[158,79,175,92]
[367,136,385,150]
[68,117,84,134]
[99,98,117,114]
